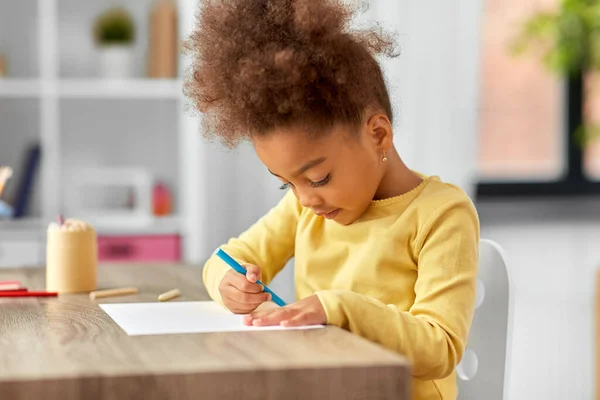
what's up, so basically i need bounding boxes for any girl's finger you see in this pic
[230,273,264,293]
[247,302,286,320]
[252,307,296,326]
[242,264,262,283]
[247,309,271,321]
[281,311,315,327]
[223,297,256,314]
[223,286,268,307]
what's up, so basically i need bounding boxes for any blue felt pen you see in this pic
[215,248,287,307]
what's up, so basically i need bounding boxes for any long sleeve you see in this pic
[315,197,479,380]
[202,190,302,306]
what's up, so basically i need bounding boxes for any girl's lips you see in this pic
[324,209,340,219]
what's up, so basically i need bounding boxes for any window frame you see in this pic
[476,74,600,199]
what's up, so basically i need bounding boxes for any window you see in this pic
[476,0,600,198]
[584,137,600,180]
[584,73,600,180]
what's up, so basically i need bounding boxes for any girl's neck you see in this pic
[373,148,423,201]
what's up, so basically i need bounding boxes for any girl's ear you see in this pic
[365,113,394,151]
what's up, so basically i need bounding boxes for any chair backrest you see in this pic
[456,238,513,400]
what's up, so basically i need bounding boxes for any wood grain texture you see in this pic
[0,264,410,400]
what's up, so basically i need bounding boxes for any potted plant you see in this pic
[93,6,136,78]
[511,0,600,147]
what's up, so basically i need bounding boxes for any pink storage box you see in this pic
[97,235,181,262]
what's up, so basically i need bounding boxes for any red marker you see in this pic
[0,291,57,298]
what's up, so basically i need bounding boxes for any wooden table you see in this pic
[0,264,410,400]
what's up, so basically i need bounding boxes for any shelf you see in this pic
[0,79,184,99]
[82,215,182,236]
[0,215,181,237]
[0,79,41,98]
[0,218,44,240]
[59,79,183,99]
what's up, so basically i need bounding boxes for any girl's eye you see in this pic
[310,174,331,188]
[279,183,291,190]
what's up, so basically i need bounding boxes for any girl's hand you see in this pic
[218,264,272,314]
[242,294,327,327]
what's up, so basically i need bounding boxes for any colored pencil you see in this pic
[0,291,57,297]
[89,287,138,300]
[215,248,287,307]
[158,288,180,302]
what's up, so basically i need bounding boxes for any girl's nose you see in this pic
[296,188,324,210]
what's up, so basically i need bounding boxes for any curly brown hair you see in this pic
[183,0,399,147]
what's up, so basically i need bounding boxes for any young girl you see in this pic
[184,1,479,399]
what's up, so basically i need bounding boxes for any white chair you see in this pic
[456,238,513,400]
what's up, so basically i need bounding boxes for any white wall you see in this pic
[368,0,484,199]
[479,200,600,400]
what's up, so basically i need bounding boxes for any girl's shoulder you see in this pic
[415,176,476,211]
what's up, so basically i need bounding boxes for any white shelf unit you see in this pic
[0,0,203,267]
[0,80,41,97]
[58,79,183,99]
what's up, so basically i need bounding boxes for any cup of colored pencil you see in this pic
[46,217,98,294]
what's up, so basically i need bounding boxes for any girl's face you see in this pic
[253,115,391,225]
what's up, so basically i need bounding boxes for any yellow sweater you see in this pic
[202,174,480,400]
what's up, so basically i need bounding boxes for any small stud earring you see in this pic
[382,150,388,163]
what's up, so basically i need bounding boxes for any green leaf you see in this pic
[93,7,135,45]
[508,0,600,74]
[574,123,600,148]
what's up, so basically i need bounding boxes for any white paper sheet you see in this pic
[100,301,324,336]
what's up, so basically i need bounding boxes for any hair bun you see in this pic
[292,0,352,40]
[183,0,399,147]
